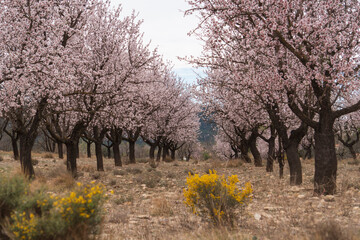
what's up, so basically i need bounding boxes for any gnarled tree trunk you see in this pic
[314,114,337,195]
[57,141,64,159]
[128,140,136,164]
[66,141,78,177]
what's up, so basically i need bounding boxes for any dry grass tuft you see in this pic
[47,166,75,191]
[150,197,173,217]
[43,153,54,159]
[313,221,349,240]
[79,164,96,173]
[209,160,223,171]
[225,159,244,168]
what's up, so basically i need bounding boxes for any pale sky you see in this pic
[111,0,204,83]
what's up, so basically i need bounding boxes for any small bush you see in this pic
[109,179,117,186]
[166,172,176,179]
[137,158,148,164]
[43,153,54,159]
[0,175,28,219]
[92,172,101,180]
[32,159,39,166]
[202,152,211,161]
[0,156,4,162]
[183,170,252,226]
[114,195,134,205]
[113,169,127,176]
[79,165,96,173]
[135,172,161,188]
[126,168,142,174]
[314,221,348,240]
[150,198,173,216]
[5,180,107,240]
[226,159,243,168]
[52,171,76,191]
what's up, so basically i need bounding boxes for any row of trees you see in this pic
[187,0,360,195]
[0,0,199,178]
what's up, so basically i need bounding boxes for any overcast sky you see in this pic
[111,0,204,83]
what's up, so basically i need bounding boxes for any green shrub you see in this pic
[1,176,108,240]
[0,174,28,219]
[202,152,211,161]
[183,170,252,226]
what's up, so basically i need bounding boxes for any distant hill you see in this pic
[198,111,217,145]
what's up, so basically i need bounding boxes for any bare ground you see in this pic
[0,151,359,240]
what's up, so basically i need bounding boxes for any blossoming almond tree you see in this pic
[43,3,156,176]
[187,0,360,194]
[0,0,98,177]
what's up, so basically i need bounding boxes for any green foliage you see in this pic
[202,151,211,161]
[0,174,28,219]
[184,170,252,226]
[0,175,108,240]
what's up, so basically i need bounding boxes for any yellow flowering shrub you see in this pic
[184,170,252,226]
[6,180,108,240]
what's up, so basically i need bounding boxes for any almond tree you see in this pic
[0,0,98,177]
[187,0,360,194]
[43,3,155,176]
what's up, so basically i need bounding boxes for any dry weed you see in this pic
[313,221,349,240]
[225,159,243,168]
[47,167,75,191]
[150,197,173,217]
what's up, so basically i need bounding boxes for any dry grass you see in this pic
[224,159,244,168]
[47,166,75,191]
[150,197,173,217]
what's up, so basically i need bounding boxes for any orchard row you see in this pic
[0,0,199,178]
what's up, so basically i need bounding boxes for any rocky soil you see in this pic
[1,151,359,240]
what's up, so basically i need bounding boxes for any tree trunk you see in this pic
[348,145,357,160]
[234,150,239,159]
[278,137,285,179]
[284,141,302,185]
[314,117,337,195]
[240,140,251,163]
[149,145,156,160]
[58,142,64,159]
[249,133,262,167]
[19,134,35,178]
[76,140,80,158]
[87,141,91,158]
[156,146,162,162]
[95,141,104,171]
[171,149,176,160]
[304,147,312,159]
[107,146,111,158]
[186,152,191,161]
[162,145,169,160]
[11,138,19,160]
[65,141,77,177]
[149,145,156,168]
[266,135,276,172]
[113,141,122,167]
[129,140,136,164]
